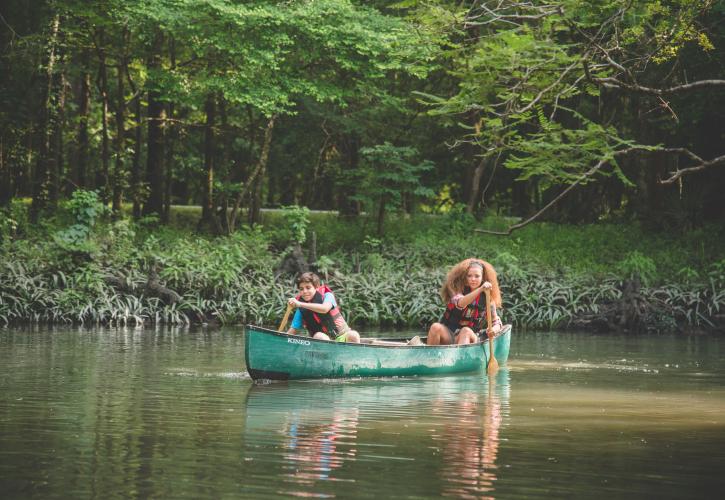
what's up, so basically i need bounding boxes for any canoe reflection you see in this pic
[244,372,510,496]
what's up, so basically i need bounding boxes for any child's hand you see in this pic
[486,323,501,336]
[288,297,300,307]
[480,281,492,290]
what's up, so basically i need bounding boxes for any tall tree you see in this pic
[142,29,165,216]
[31,13,61,221]
[74,49,91,191]
[94,27,111,204]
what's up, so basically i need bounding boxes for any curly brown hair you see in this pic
[439,258,502,308]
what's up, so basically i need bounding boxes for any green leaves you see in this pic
[54,190,108,248]
[355,142,435,204]
[505,115,637,187]
[124,0,430,115]
[281,205,311,246]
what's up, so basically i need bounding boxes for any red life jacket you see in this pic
[440,286,488,332]
[296,285,348,337]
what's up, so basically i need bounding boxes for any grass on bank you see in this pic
[1,197,724,329]
[152,202,724,280]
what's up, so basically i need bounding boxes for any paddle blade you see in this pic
[487,350,499,375]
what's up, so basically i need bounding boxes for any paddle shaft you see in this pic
[484,289,499,375]
[278,304,293,332]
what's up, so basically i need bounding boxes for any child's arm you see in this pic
[285,309,304,335]
[456,281,493,309]
[288,294,335,314]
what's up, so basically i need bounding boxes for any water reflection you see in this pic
[3,327,725,498]
[244,372,510,498]
[430,371,509,499]
[282,407,360,488]
[245,382,362,496]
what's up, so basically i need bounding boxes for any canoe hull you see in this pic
[244,325,511,381]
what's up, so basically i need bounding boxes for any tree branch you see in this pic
[475,144,725,236]
[656,150,725,184]
[595,78,725,95]
[474,157,611,235]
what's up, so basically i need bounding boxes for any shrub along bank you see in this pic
[1,195,724,333]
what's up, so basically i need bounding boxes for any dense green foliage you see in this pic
[1,200,723,331]
[1,1,724,331]
[1,0,724,229]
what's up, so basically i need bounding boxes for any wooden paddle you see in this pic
[278,304,293,332]
[484,288,499,375]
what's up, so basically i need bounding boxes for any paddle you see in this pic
[484,288,499,376]
[278,304,293,332]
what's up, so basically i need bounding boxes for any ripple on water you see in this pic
[165,368,250,380]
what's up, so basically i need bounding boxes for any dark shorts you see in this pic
[440,324,463,343]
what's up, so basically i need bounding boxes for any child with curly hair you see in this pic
[426,258,502,345]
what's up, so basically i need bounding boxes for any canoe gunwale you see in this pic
[245,324,507,349]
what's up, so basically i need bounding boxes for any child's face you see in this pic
[298,282,317,301]
[466,267,483,289]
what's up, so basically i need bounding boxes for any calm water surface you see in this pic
[1,326,724,499]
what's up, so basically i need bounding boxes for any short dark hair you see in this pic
[296,272,321,288]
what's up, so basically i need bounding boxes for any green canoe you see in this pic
[244,324,512,381]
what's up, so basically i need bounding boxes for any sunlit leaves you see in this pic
[121,0,433,115]
[505,116,637,187]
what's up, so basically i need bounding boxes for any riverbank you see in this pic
[1,199,723,332]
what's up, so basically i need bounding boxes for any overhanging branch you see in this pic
[474,145,725,236]
[474,157,611,236]
[657,150,725,184]
[595,78,725,95]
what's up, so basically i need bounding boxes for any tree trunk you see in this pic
[248,177,262,227]
[217,96,231,232]
[197,93,218,232]
[143,30,165,217]
[112,55,125,215]
[30,14,61,222]
[466,157,486,214]
[96,28,110,204]
[338,133,360,216]
[75,50,91,191]
[247,116,276,227]
[511,178,533,218]
[125,61,143,219]
[163,101,174,223]
[0,136,11,207]
[228,114,276,232]
[51,67,66,205]
[163,37,176,223]
[376,194,386,236]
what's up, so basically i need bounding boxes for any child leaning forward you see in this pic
[286,272,360,343]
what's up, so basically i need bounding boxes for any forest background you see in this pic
[1,0,724,333]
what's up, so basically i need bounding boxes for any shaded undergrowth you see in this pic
[1,198,723,332]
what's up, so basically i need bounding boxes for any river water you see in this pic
[1,326,724,499]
